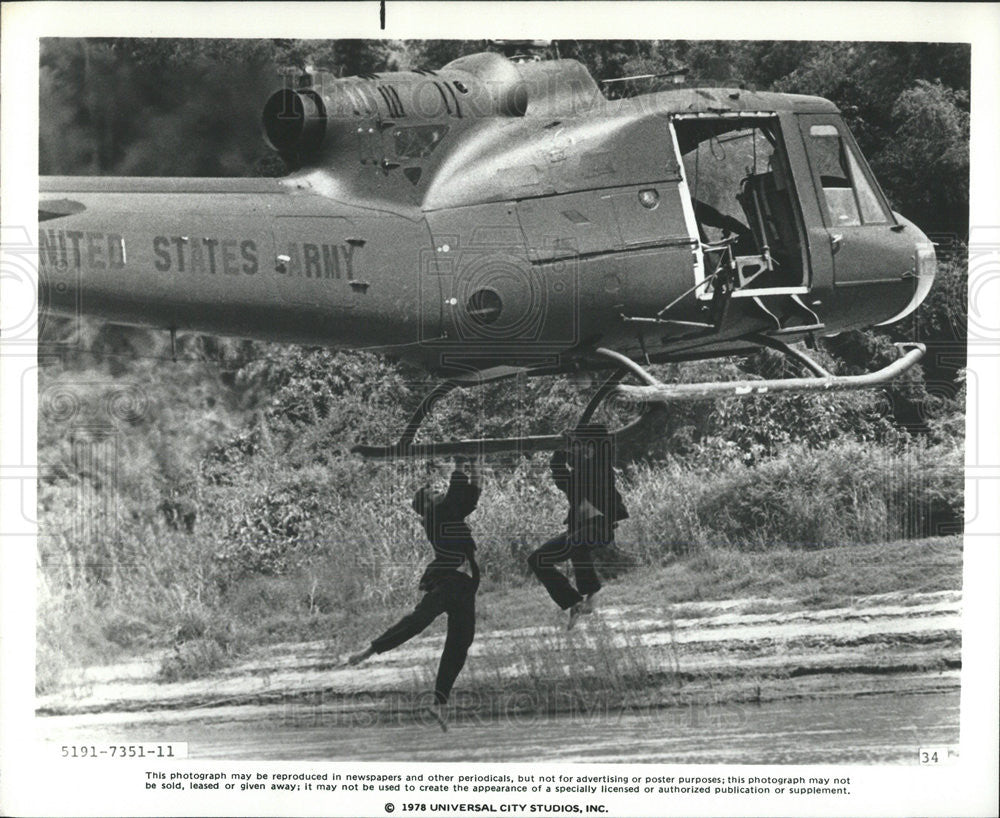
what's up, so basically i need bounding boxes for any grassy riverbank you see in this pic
[37,527,962,693]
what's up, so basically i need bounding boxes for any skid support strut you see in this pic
[350,379,464,459]
[351,368,653,459]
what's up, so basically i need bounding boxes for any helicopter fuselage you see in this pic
[39,52,935,377]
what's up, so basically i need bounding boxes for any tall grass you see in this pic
[36,437,963,689]
[625,440,963,556]
[447,615,663,719]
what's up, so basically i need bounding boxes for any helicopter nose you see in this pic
[876,216,937,327]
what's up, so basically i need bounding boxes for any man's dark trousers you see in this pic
[528,520,611,610]
[370,571,477,704]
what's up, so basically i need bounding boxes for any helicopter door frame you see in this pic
[667,119,708,299]
[670,112,811,301]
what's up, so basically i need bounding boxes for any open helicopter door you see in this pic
[670,112,823,331]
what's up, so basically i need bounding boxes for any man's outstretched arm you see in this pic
[468,458,483,491]
[446,457,482,513]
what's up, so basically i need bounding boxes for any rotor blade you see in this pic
[39,198,87,221]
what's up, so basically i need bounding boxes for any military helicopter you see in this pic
[38,46,936,458]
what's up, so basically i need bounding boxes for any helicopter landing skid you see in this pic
[350,367,658,459]
[351,342,925,459]
[614,341,926,404]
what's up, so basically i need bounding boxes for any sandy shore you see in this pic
[37,588,960,725]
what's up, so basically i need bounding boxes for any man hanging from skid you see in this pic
[528,424,629,630]
[346,456,482,731]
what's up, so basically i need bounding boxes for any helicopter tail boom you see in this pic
[38,176,435,349]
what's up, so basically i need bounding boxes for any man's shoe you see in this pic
[567,601,592,631]
[346,646,373,666]
[429,704,448,733]
[567,603,582,631]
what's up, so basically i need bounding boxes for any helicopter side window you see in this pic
[393,125,449,160]
[808,124,889,226]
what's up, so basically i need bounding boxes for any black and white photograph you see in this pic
[1,2,998,816]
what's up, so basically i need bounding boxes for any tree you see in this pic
[878,80,970,239]
[40,38,280,176]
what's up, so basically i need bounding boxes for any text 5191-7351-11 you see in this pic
[58,743,187,759]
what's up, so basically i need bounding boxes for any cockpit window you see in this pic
[846,148,889,223]
[808,124,889,226]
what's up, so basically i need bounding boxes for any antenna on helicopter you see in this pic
[600,67,690,96]
[600,67,689,86]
